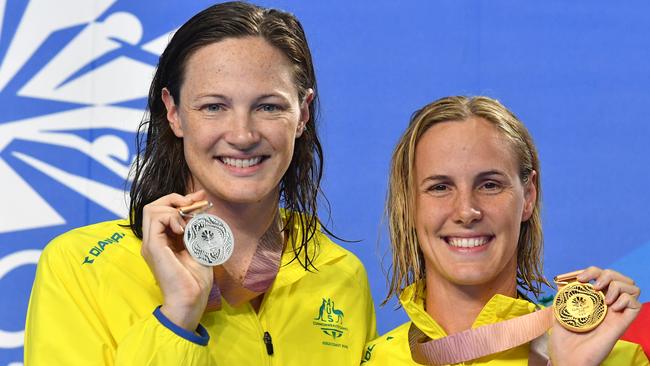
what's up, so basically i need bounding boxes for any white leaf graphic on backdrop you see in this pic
[0,0,173,233]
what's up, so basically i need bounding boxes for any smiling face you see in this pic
[413,117,536,290]
[162,36,312,207]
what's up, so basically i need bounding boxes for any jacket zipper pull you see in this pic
[263,331,274,355]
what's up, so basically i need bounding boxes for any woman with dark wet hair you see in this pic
[25,3,375,364]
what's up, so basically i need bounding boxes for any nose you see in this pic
[225,110,260,150]
[452,189,482,226]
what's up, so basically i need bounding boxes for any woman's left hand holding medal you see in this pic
[549,266,642,366]
[141,190,213,333]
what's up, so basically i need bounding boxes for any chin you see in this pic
[218,186,278,205]
[448,275,489,287]
[444,267,498,287]
[219,192,265,204]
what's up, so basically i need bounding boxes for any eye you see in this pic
[202,103,223,112]
[483,182,498,189]
[258,104,282,112]
[479,180,503,193]
[427,184,449,193]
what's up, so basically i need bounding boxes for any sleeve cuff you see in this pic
[153,306,210,346]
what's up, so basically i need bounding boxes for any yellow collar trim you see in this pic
[272,211,347,289]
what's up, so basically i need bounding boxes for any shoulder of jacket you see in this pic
[362,322,412,364]
[42,219,136,267]
[312,231,368,279]
[605,339,650,365]
[368,321,410,346]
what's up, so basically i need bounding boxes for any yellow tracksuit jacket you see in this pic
[361,283,648,365]
[25,219,376,365]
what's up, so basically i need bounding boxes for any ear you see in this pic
[296,88,314,138]
[162,87,183,138]
[521,170,537,222]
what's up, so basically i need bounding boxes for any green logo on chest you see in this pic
[313,298,348,342]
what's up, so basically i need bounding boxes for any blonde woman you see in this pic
[363,96,646,365]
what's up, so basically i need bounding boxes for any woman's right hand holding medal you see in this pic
[141,190,213,332]
[550,267,642,366]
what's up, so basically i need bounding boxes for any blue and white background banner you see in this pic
[1,1,649,364]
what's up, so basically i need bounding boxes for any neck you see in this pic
[205,189,282,307]
[423,266,517,335]
[193,185,280,243]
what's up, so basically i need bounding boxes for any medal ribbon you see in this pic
[180,201,284,310]
[214,214,283,308]
[408,270,605,365]
[241,220,283,292]
[408,307,553,365]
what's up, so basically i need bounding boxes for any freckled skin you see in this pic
[150,37,313,329]
[162,36,310,209]
[413,117,536,291]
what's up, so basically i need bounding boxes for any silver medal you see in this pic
[183,213,234,266]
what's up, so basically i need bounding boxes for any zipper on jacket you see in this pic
[263,331,274,355]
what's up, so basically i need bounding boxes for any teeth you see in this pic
[447,237,489,248]
[222,156,262,168]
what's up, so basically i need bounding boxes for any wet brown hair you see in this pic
[129,1,325,269]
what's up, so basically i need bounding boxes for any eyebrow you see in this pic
[192,93,291,104]
[420,174,450,187]
[194,93,232,103]
[253,93,291,104]
[419,170,508,186]
[476,170,508,179]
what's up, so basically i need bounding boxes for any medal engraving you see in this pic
[183,213,234,266]
[553,282,606,332]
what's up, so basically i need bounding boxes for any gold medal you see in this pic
[553,271,607,332]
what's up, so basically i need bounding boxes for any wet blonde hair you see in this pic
[384,96,548,303]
